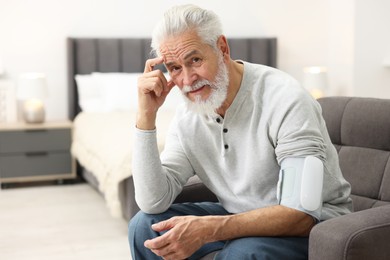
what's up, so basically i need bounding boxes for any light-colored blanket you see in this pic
[71,111,174,218]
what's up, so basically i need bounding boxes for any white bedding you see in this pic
[71,110,175,218]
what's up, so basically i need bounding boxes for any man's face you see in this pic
[160,31,229,114]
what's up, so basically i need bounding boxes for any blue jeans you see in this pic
[128,202,309,260]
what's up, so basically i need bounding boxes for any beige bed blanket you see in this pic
[71,111,175,218]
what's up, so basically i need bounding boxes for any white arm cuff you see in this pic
[277,156,324,220]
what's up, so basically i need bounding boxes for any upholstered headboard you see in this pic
[67,37,277,119]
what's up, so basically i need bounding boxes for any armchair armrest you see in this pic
[309,205,390,260]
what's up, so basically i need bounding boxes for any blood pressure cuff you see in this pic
[277,156,324,221]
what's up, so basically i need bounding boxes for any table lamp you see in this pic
[302,66,328,99]
[17,73,48,123]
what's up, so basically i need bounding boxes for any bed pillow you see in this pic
[75,74,105,112]
[75,72,184,113]
[75,73,141,112]
[93,72,140,112]
[95,72,184,112]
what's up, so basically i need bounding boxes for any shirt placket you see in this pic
[215,116,230,156]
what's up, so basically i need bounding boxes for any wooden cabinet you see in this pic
[0,121,76,183]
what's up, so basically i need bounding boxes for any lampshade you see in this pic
[17,73,48,100]
[302,67,328,99]
[17,73,48,123]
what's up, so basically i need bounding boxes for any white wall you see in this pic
[327,0,355,96]
[0,0,385,120]
[354,0,390,98]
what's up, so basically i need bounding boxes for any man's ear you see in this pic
[217,35,230,60]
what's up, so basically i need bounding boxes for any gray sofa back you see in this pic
[317,97,390,211]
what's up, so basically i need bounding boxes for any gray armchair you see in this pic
[175,97,390,259]
[309,97,390,260]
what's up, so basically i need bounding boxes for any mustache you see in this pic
[182,80,213,94]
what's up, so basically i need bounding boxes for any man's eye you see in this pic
[169,66,181,76]
[192,57,201,63]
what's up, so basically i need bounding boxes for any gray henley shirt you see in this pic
[132,61,352,221]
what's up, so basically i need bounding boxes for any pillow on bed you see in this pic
[75,72,183,113]
[75,73,140,112]
[94,72,184,112]
[93,72,140,111]
[75,74,105,112]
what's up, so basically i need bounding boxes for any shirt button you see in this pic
[224,144,229,149]
[223,128,228,133]
[216,118,221,123]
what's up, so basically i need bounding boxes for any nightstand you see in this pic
[0,121,76,184]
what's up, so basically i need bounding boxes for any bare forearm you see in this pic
[136,110,157,130]
[204,205,315,243]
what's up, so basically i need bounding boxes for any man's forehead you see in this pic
[163,49,201,64]
[159,33,208,63]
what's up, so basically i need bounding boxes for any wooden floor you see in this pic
[0,183,131,260]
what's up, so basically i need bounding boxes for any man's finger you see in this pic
[144,234,170,250]
[151,219,172,232]
[144,56,165,73]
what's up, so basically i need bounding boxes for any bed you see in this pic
[67,37,277,220]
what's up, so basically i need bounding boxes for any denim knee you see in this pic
[129,211,148,231]
[128,211,164,260]
[128,211,156,241]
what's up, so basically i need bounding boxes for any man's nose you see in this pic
[182,67,197,87]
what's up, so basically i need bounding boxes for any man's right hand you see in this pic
[136,57,175,130]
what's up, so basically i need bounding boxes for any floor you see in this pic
[0,183,132,260]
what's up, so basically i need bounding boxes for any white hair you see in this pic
[151,4,223,56]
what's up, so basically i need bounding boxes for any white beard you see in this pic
[181,53,229,115]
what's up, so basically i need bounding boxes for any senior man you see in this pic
[129,4,352,260]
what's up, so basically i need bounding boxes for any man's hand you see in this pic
[144,216,213,260]
[136,57,175,130]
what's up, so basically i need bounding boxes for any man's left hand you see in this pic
[144,215,212,259]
